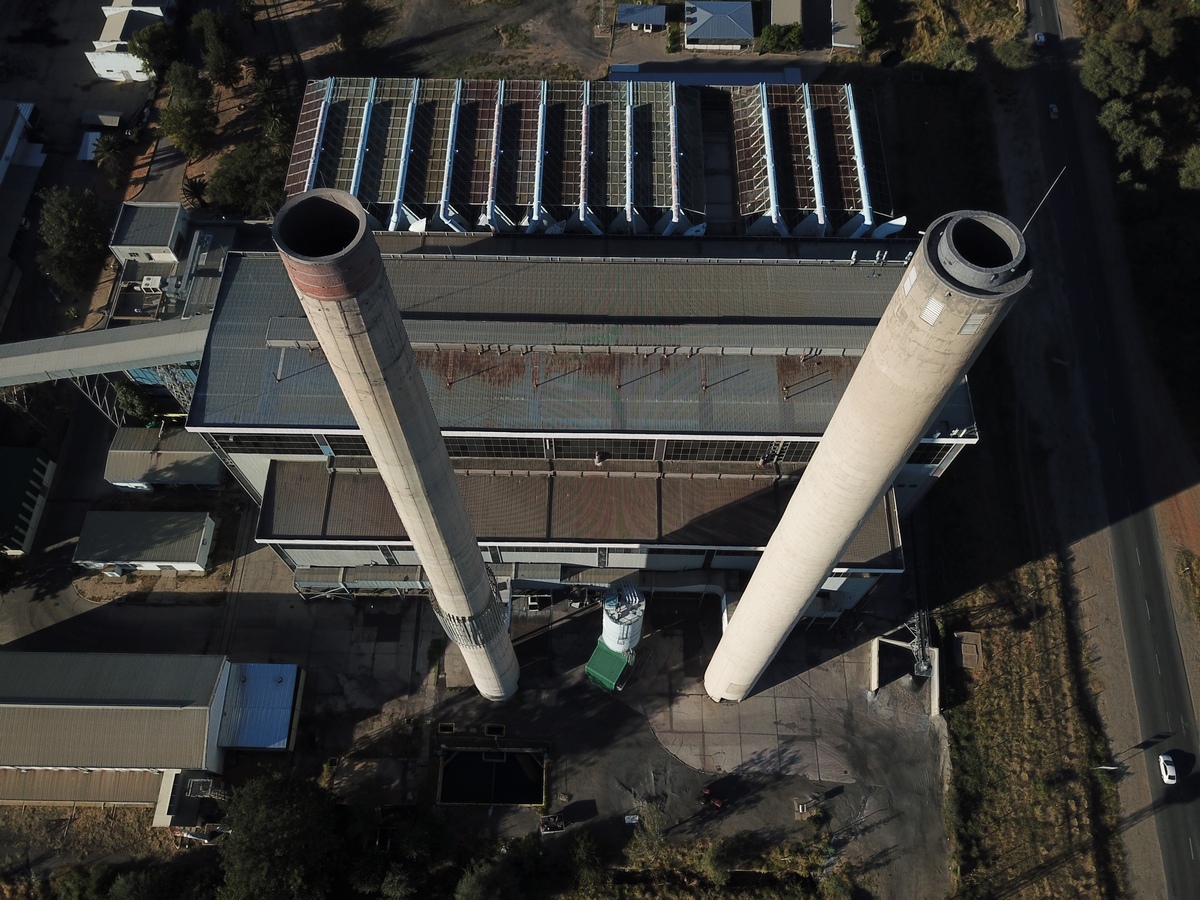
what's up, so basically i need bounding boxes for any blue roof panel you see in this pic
[217,663,299,750]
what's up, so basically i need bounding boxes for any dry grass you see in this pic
[1174,549,1200,625]
[940,555,1125,899]
[0,807,176,869]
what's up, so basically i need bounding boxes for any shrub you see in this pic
[758,22,804,54]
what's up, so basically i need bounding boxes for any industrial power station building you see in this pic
[0,77,984,620]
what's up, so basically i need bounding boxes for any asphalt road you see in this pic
[1029,1,1200,893]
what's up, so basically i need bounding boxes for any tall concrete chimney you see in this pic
[705,210,1032,702]
[274,189,519,701]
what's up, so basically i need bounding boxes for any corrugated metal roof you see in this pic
[189,253,889,432]
[0,706,211,768]
[217,663,298,749]
[685,2,755,41]
[617,4,667,25]
[0,316,210,387]
[0,652,224,770]
[0,652,224,705]
[74,511,213,565]
[0,769,162,804]
[586,639,628,690]
[256,460,900,565]
[105,427,222,486]
[111,203,182,248]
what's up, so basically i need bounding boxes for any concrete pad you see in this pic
[373,641,401,656]
[669,692,705,733]
[227,628,275,658]
[702,698,741,733]
[736,733,779,774]
[267,650,307,667]
[272,627,312,653]
[778,738,820,777]
[736,694,778,735]
[658,732,705,770]
[310,628,353,654]
[443,643,474,690]
[774,696,813,735]
[643,693,671,731]
[372,653,400,681]
[815,742,854,784]
[702,733,740,773]
[348,651,375,678]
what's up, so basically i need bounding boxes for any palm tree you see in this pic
[92,133,131,176]
[181,174,208,209]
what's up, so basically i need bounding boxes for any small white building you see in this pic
[74,510,216,572]
[110,202,189,265]
[86,1,176,83]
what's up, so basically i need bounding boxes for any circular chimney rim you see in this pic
[929,210,1028,294]
[273,188,368,263]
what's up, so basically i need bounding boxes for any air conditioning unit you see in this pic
[141,275,164,292]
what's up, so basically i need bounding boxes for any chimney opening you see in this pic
[275,193,363,259]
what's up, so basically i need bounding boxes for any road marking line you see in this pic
[1191,836,1195,861]
[1145,597,1152,620]
[1136,547,1141,565]
[1156,654,1161,675]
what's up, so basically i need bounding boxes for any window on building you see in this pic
[443,436,546,459]
[664,440,777,462]
[906,443,954,466]
[553,439,655,460]
[321,434,371,455]
[212,433,322,454]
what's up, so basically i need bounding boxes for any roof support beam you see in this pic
[757,83,789,237]
[303,80,336,191]
[524,81,548,233]
[798,83,828,238]
[574,82,602,235]
[659,82,686,236]
[844,84,874,237]
[484,81,506,231]
[610,83,646,234]
[436,79,467,233]
[388,78,421,231]
[349,78,377,198]
[625,83,635,228]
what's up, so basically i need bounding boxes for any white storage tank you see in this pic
[601,583,646,653]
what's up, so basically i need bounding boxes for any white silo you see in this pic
[601,584,646,653]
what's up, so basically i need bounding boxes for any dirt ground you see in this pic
[0,807,176,875]
[374,0,609,79]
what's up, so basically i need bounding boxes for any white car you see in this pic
[1159,753,1177,785]
[1048,104,1060,120]
[1035,32,1046,46]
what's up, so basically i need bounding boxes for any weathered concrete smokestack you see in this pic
[274,189,519,701]
[705,210,1032,702]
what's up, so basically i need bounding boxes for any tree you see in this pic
[36,187,110,297]
[218,773,346,900]
[209,141,288,218]
[1081,34,1147,99]
[1180,144,1200,190]
[126,21,180,76]
[92,133,131,175]
[115,383,154,422]
[161,63,217,161]
[190,9,243,89]
[181,174,208,209]
[757,23,804,54]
